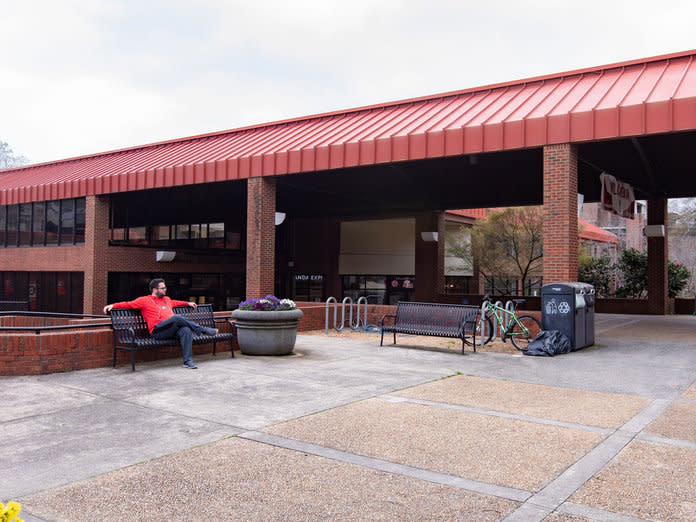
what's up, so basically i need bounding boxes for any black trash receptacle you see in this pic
[582,284,595,347]
[541,283,586,350]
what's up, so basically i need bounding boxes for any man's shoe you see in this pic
[183,360,198,369]
[202,327,219,336]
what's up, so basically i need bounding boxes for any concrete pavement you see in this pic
[2,313,696,521]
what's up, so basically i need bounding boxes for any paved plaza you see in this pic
[2,313,696,521]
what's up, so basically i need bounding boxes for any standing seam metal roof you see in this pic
[1,49,695,204]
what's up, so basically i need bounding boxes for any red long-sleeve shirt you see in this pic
[111,295,191,333]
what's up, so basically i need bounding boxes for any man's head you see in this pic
[149,278,167,298]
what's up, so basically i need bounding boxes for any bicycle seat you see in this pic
[512,299,526,305]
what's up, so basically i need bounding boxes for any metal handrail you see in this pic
[0,311,104,318]
[0,310,111,334]
[0,323,114,335]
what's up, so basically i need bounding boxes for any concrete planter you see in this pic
[231,309,304,355]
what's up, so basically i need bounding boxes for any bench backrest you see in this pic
[394,302,479,334]
[110,303,216,343]
[173,303,216,329]
[110,308,150,343]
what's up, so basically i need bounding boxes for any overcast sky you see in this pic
[2,0,695,165]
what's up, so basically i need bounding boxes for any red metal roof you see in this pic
[446,209,489,220]
[578,219,619,244]
[2,49,695,204]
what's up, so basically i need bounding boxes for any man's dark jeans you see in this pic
[151,315,206,363]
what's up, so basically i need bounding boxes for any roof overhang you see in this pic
[1,49,695,205]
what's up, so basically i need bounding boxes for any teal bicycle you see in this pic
[476,294,541,350]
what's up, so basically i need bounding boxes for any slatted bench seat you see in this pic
[380,302,482,353]
[109,303,234,371]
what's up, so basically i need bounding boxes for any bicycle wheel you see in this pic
[508,315,542,350]
[464,315,493,346]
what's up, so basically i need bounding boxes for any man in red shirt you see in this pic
[104,278,218,369]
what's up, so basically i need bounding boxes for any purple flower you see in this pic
[237,296,297,311]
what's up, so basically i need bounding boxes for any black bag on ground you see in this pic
[523,330,571,356]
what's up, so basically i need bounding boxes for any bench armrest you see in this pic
[380,314,396,327]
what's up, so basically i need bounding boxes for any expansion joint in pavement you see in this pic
[502,397,676,522]
[237,430,532,502]
[384,395,615,435]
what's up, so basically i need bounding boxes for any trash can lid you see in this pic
[542,282,592,294]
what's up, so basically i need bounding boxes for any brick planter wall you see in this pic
[0,302,553,376]
[0,314,235,376]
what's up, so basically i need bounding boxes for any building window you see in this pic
[0,198,85,248]
[6,205,18,246]
[60,199,74,245]
[294,274,324,302]
[128,226,148,245]
[107,272,242,311]
[46,201,59,245]
[109,221,241,250]
[74,198,85,243]
[341,275,415,305]
[0,271,84,313]
[0,197,87,248]
[33,202,46,245]
[444,276,471,294]
[0,206,5,245]
[19,203,32,246]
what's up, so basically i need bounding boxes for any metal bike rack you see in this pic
[325,296,370,333]
[491,300,505,340]
[479,300,490,346]
[325,297,338,334]
[505,300,516,329]
[353,296,368,331]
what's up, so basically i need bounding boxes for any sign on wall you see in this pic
[600,172,635,219]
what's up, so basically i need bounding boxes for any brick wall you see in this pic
[84,195,110,314]
[543,144,578,283]
[246,177,276,299]
[0,314,235,376]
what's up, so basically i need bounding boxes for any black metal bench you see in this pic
[380,302,482,353]
[109,304,234,371]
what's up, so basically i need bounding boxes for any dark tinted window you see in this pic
[74,198,85,243]
[60,199,74,245]
[19,203,32,246]
[46,201,59,244]
[32,202,45,245]
[6,205,18,246]
[0,206,5,246]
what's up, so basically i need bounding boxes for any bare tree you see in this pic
[669,198,696,296]
[0,140,29,170]
[448,207,543,295]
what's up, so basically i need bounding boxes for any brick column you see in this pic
[647,197,668,314]
[246,176,276,299]
[415,211,440,301]
[542,144,578,284]
[83,195,110,314]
